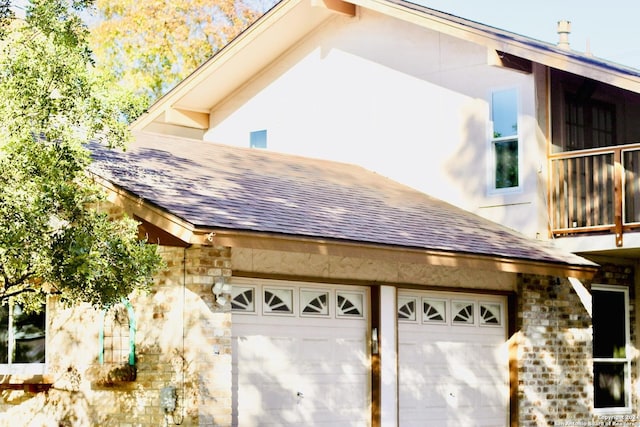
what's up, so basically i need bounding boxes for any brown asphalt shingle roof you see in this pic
[88,132,596,269]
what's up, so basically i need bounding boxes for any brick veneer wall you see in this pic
[516,263,637,427]
[516,274,593,426]
[0,244,233,427]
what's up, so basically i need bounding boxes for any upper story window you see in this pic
[592,285,631,412]
[250,129,267,149]
[564,95,616,151]
[490,88,519,191]
[0,303,46,374]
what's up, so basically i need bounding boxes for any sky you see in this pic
[418,0,640,70]
[9,0,640,70]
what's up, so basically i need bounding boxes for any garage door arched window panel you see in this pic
[300,289,330,316]
[452,301,475,325]
[422,298,446,323]
[479,302,502,326]
[398,296,418,321]
[231,286,256,313]
[336,291,364,318]
[263,288,294,315]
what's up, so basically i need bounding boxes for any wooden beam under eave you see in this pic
[94,177,196,244]
[136,217,190,247]
[310,0,356,16]
[488,50,532,74]
[198,229,599,280]
[164,108,210,130]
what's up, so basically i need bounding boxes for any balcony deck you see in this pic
[550,143,640,247]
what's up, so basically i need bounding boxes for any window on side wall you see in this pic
[490,88,519,191]
[0,302,46,375]
[100,300,135,367]
[563,94,615,151]
[592,285,631,413]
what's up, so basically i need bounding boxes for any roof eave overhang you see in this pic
[205,229,598,280]
[353,0,640,93]
[131,0,355,133]
[97,178,597,280]
[94,176,198,244]
[133,0,640,136]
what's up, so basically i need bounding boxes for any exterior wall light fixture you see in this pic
[211,277,232,307]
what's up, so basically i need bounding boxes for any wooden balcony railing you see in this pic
[549,143,640,247]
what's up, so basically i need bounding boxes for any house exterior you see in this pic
[0,132,597,427]
[1,0,639,426]
[127,0,640,423]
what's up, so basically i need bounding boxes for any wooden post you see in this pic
[614,148,624,247]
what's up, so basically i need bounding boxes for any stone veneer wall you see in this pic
[0,244,233,427]
[516,274,593,426]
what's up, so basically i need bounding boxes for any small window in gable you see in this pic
[490,88,519,191]
[250,129,267,149]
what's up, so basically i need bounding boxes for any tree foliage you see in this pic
[0,0,163,311]
[89,0,274,101]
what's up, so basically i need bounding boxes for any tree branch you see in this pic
[0,287,36,304]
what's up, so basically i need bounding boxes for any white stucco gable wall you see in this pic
[204,7,547,238]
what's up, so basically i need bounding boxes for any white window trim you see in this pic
[592,284,632,415]
[479,301,504,327]
[397,295,418,322]
[230,285,258,314]
[0,303,47,376]
[487,87,523,196]
[262,286,296,317]
[230,278,369,320]
[299,288,331,318]
[421,297,448,324]
[336,290,366,319]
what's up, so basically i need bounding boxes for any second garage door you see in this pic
[398,290,509,427]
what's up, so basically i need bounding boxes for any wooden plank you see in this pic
[614,149,623,246]
[585,156,593,227]
[623,150,640,224]
[594,155,601,224]
[558,160,567,228]
[567,158,575,227]
[552,160,561,230]
[576,156,584,227]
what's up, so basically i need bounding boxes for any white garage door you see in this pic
[231,279,371,427]
[398,290,509,427]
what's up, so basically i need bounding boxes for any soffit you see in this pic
[133,0,346,131]
[134,0,640,132]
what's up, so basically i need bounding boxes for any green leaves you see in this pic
[0,0,163,309]
[90,0,270,100]
[50,212,162,308]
